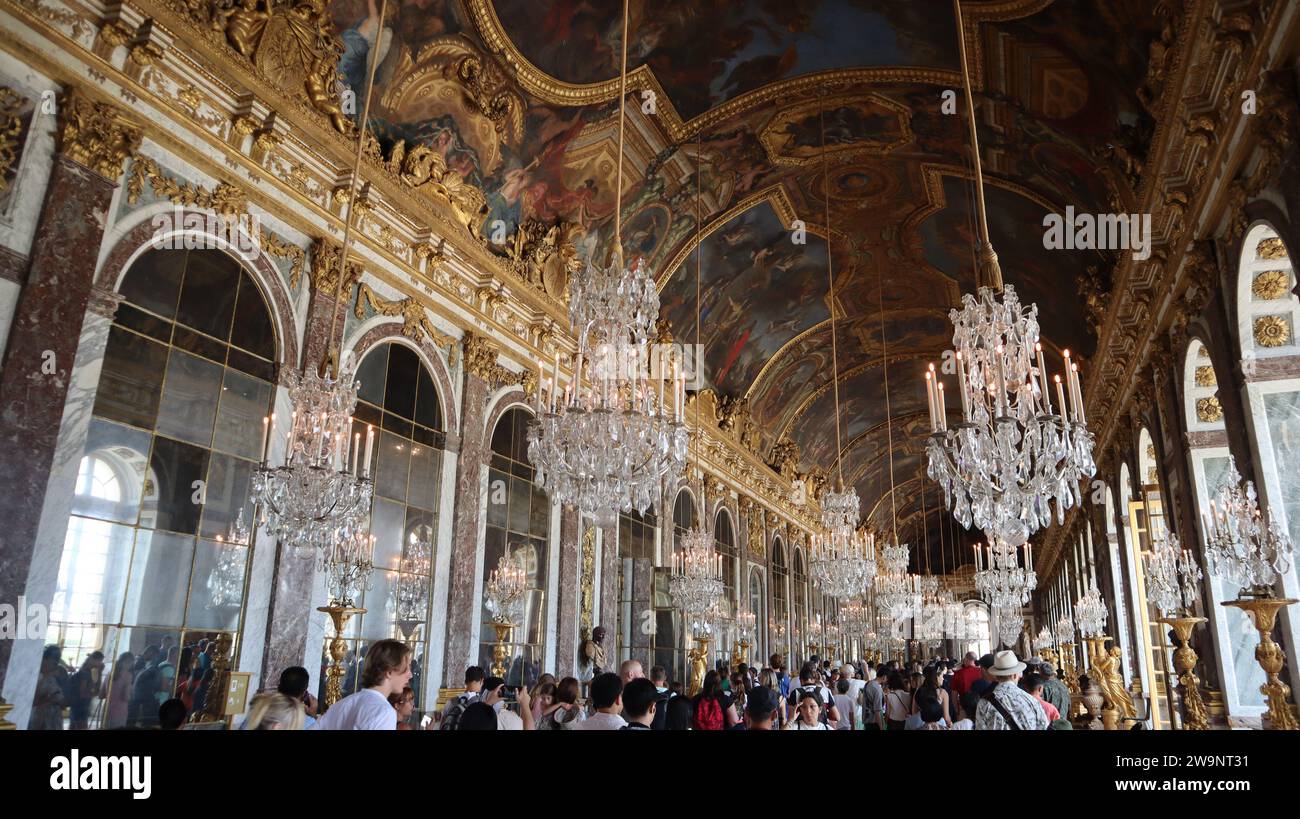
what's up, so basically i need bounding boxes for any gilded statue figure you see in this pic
[578,625,606,683]
[220,0,270,58]
[1093,644,1136,719]
[687,640,708,698]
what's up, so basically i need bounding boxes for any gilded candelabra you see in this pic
[319,604,364,707]
[1059,642,1080,694]
[1222,597,1299,730]
[489,621,515,678]
[1158,615,1210,730]
[0,698,14,730]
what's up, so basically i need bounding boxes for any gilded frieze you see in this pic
[126,154,247,217]
[307,236,363,297]
[354,282,456,355]
[0,88,25,193]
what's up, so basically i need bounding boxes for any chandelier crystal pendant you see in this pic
[669,526,726,634]
[1053,613,1074,646]
[924,1,1094,547]
[484,551,529,625]
[1144,532,1203,615]
[393,531,432,638]
[250,351,374,559]
[1204,459,1295,596]
[973,537,1037,609]
[526,0,687,526]
[321,526,375,609]
[874,540,921,621]
[811,527,878,599]
[995,603,1023,647]
[207,507,251,610]
[1074,579,1108,638]
[1034,626,1053,653]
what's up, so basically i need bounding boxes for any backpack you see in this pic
[693,696,724,730]
[440,694,473,731]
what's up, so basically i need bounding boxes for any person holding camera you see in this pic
[481,675,535,730]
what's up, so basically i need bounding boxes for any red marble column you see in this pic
[443,370,489,685]
[0,148,129,695]
[598,522,619,668]
[554,506,582,677]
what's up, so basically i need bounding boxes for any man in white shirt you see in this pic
[974,650,1049,731]
[570,672,626,730]
[313,639,411,730]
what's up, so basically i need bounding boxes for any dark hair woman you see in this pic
[692,670,738,730]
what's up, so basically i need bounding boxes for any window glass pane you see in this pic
[383,344,418,421]
[371,498,406,573]
[123,529,194,626]
[486,468,508,528]
[53,517,134,626]
[356,345,387,407]
[212,368,272,460]
[230,271,275,360]
[374,430,410,503]
[198,452,253,540]
[75,420,151,524]
[95,326,167,429]
[414,367,441,430]
[186,538,245,630]
[145,436,208,535]
[119,249,185,319]
[175,251,237,339]
[407,442,438,512]
[360,571,398,640]
[508,476,531,532]
[156,349,223,447]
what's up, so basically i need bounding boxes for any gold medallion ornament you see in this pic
[1193,366,1217,387]
[1252,270,1290,301]
[1195,395,1223,423]
[1253,314,1291,347]
[1257,236,1289,260]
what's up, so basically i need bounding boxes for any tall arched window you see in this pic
[1102,482,1136,689]
[713,508,738,668]
[1233,223,1300,705]
[964,601,991,658]
[482,407,549,686]
[771,537,788,659]
[748,568,765,665]
[1182,337,1262,713]
[321,342,444,707]
[792,546,808,666]
[50,248,278,728]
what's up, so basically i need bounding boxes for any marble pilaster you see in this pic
[629,557,654,667]
[0,154,120,711]
[443,371,489,685]
[554,506,581,678]
[598,522,618,667]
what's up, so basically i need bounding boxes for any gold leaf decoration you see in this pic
[1196,395,1223,423]
[307,237,363,297]
[1257,237,1289,260]
[58,90,141,179]
[1193,366,1217,387]
[353,282,457,357]
[0,88,25,193]
[1254,315,1291,348]
[259,232,305,288]
[1251,270,1290,300]
[126,154,247,217]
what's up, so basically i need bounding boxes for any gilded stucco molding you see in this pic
[58,88,142,179]
[0,87,24,191]
[354,282,458,361]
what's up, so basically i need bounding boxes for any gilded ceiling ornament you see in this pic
[129,41,165,67]
[769,435,801,480]
[307,236,363,298]
[98,20,133,48]
[757,92,912,167]
[0,88,24,193]
[354,282,456,353]
[453,53,524,145]
[395,142,488,238]
[14,0,89,37]
[744,499,766,558]
[1257,237,1288,260]
[1252,270,1290,301]
[462,331,528,391]
[717,393,761,453]
[503,218,581,303]
[58,89,141,179]
[126,154,247,217]
[1196,395,1224,423]
[195,0,349,134]
[1078,264,1112,337]
[1194,366,1217,388]
[1254,315,1291,348]
[1137,14,1176,113]
[258,231,305,287]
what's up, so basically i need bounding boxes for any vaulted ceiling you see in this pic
[337,0,1165,572]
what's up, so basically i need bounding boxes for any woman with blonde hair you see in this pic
[245,692,305,730]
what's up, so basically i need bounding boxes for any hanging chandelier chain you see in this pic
[820,91,845,489]
[952,0,1001,292]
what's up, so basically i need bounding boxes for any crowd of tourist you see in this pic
[31,636,1077,731]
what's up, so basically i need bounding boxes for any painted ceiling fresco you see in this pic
[326,0,1164,567]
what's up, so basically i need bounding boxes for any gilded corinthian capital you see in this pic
[58,88,141,179]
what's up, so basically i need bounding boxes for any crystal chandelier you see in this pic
[811,527,877,599]
[526,3,687,527]
[207,508,251,609]
[1074,579,1108,638]
[769,617,788,651]
[874,540,922,621]
[1144,532,1203,615]
[973,537,1037,609]
[735,608,756,642]
[1033,626,1053,652]
[485,551,528,625]
[393,531,432,636]
[669,526,725,634]
[1204,459,1295,595]
[839,597,872,639]
[1053,614,1073,645]
[250,356,374,558]
[995,604,1023,647]
[321,526,374,608]
[924,3,1094,548]
[821,484,861,533]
